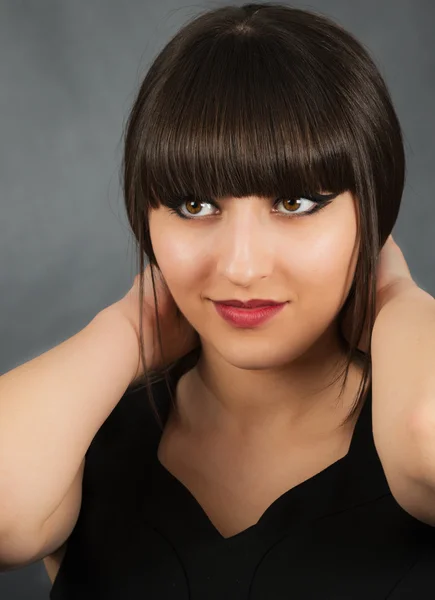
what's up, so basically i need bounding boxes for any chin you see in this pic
[213,342,309,372]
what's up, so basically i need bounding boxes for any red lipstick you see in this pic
[213,300,286,328]
[216,299,283,308]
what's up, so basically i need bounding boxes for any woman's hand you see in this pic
[348,235,418,353]
[373,234,416,320]
[109,263,201,378]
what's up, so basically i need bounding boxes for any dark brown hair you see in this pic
[122,3,405,430]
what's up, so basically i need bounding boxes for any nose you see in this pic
[215,210,274,286]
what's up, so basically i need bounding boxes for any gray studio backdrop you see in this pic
[1,1,434,598]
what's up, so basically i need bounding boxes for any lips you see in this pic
[213,301,286,327]
[216,300,283,308]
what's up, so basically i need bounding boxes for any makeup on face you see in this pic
[213,301,288,328]
[164,192,338,221]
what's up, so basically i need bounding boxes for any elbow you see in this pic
[386,407,435,527]
[0,522,42,572]
[389,474,435,527]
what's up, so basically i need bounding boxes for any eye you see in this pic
[166,193,335,220]
[273,196,318,217]
[183,197,216,217]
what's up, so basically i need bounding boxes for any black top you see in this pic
[50,365,435,599]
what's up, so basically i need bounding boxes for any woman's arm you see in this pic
[0,308,139,552]
[371,284,435,526]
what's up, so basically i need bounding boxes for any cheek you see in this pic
[149,205,359,321]
[150,227,205,299]
[291,230,358,316]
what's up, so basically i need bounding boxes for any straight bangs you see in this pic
[122,3,406,429]
[133,31,359,211]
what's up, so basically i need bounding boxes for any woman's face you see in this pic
[148,191,359,371]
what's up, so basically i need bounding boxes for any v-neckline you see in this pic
[150,369,373,543]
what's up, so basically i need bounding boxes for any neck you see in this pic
[175,326,362,438]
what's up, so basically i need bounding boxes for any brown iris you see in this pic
[185,198,203,215]
[280,197,301,212]
[184,196,302,215]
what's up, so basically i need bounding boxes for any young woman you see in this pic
[1,3,434,598]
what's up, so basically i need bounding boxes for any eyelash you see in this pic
[166,194,336,221]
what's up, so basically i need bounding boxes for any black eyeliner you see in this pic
[166,193,337,220]
[307,192,339,201]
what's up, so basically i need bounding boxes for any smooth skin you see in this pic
[149,191,363,434]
